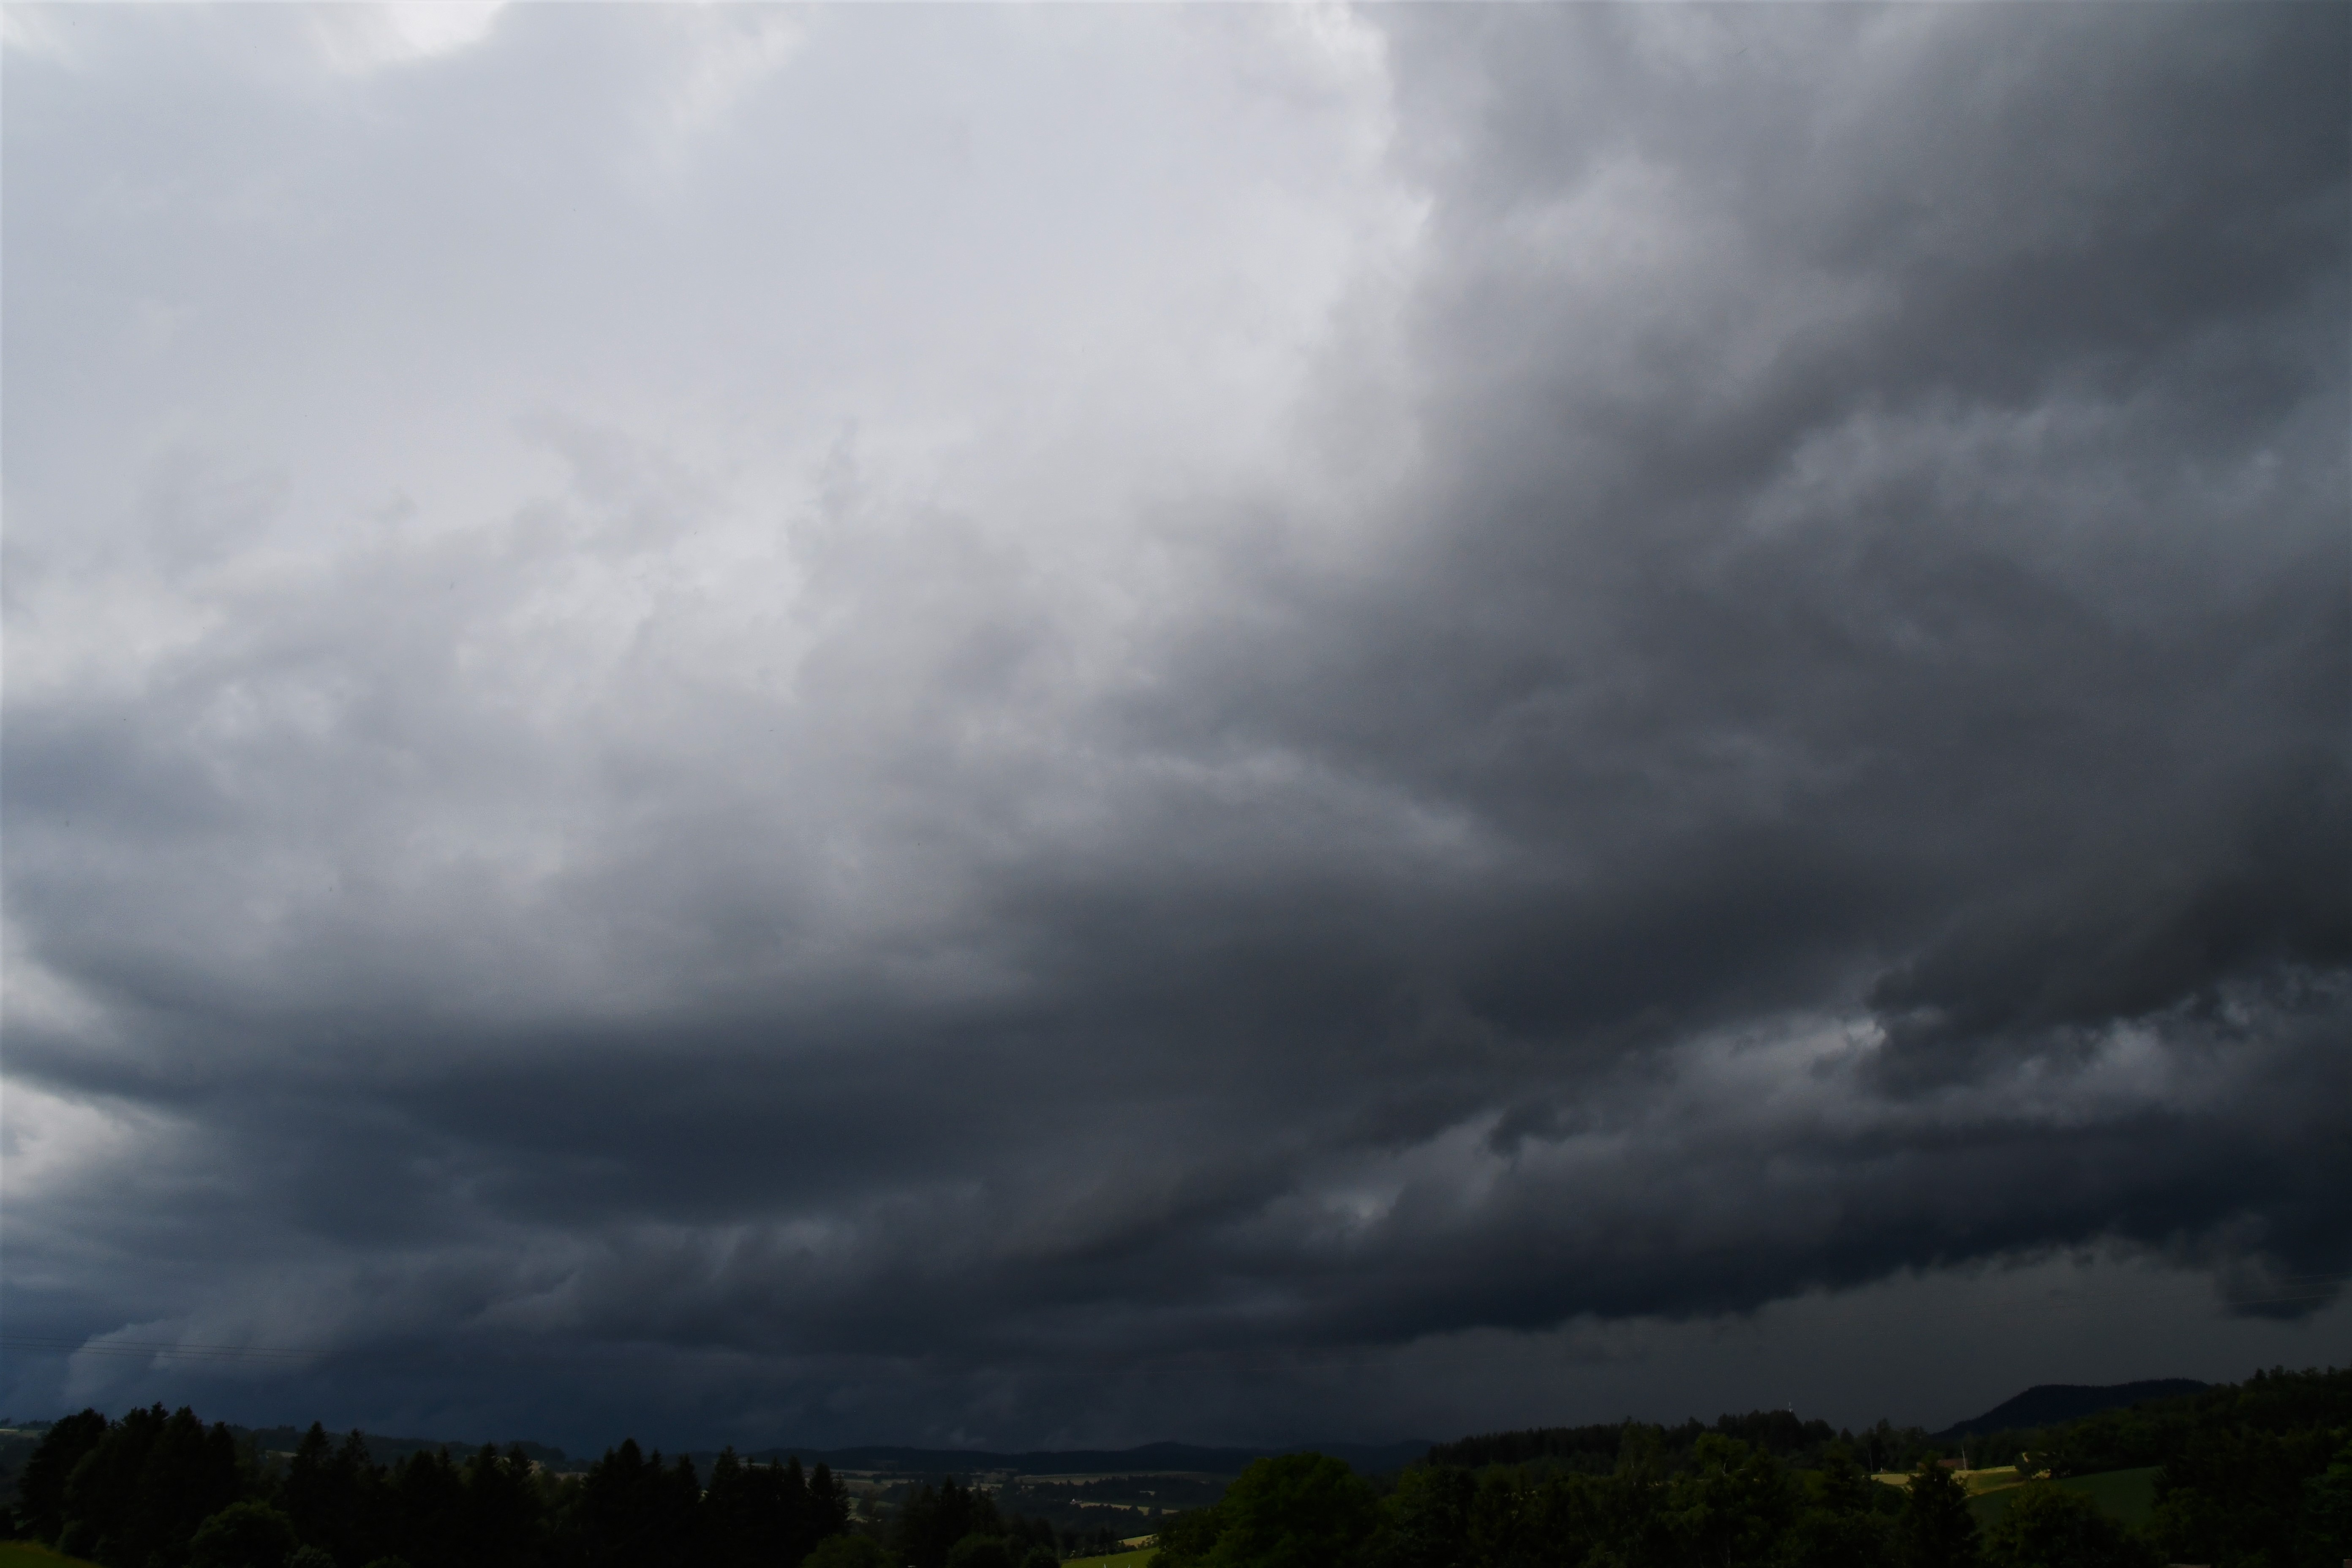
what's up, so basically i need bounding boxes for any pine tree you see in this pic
[13,1408,109,1546]
[1894,1462,1977,1568]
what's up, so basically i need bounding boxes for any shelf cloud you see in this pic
[4,3,2344,1452]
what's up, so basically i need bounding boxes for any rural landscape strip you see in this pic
[2,1367,2346,1567]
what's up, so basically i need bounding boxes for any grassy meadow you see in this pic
[1871,1460,2161,1530]
[1059,1546,1157,1568]
[0,1545,99,1568]
[1964,1465,2161,1529]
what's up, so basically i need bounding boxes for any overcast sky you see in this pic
[4,2,2347,1457]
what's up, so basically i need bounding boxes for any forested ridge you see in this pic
[1158,1367,2352,1568]
[4,1366,2347,1568]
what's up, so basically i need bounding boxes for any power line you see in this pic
[0,1337,325,1362]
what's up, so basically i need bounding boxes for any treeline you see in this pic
[1426,1408,1988,1480]
[2,1405,1138,1568]
[1156,1366,2352,1568]
[1950,1363,2352,1476]
[6,1405,857,1568]
[1426,1410,1848,1475]
[10,1366,2349,1568]
[1158,1441,2030,1568]
[1955,1366,2352,1568]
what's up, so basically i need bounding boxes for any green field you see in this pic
[0,1545,98,1568]
[1062,1548,1157,1568]
[1967,1466,2160,1530]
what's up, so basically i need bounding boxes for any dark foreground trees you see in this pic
[12,1407,109,1546]
[891,1473,1060,1568]
[1199,1453,1377,1568]
[1979,1486,2157,1568]
[1892,1461,1976,1568]
[1161,1439,1895,1568]
[186,1501,298,1568]
[8,1366,2346,1568]
[54,1404,243,1565]
[6,1407,856,1568]
[1158,1392,2351,1568]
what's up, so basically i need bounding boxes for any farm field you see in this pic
[1869,1465,2023,1494]
[1966,1466,2160,1530]
[1959,1465,2022,1494]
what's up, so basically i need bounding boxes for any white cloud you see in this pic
[308,1,506,75]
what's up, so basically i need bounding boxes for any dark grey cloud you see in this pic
[3,3,2346,1452]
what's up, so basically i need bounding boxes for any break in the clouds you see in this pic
[3,3,2347,1453]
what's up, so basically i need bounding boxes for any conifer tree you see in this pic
[1894,1462,1977,1568]
[13,1407,109,1546]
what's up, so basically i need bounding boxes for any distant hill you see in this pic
[232,1424,577,1470]
[736,1438,1433,1476]
[1935,1379,2210,1439]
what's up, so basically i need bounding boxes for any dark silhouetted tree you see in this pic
[1670,1435,1793,1568]
[948,1533,1017,1568]
[455,1443,544,1568]
[808,1462,852,1542]
[187,1500,298,1568]
[897,1478,1002,1568]
[1982,1484,2157,1568]
[60,1404,242,1568]
[1205,1454,1376,1568]
[14,1407,109,1546]
[1152,1503,1228,1568]
[2302,1438,2352,1568]
[1774,1442,1892,1568]
[1893,1463,1976,1568]
[282,1425,391,1568]
[1380,1465,1474,1568]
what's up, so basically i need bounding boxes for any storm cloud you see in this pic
[3,3,2346,1453]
